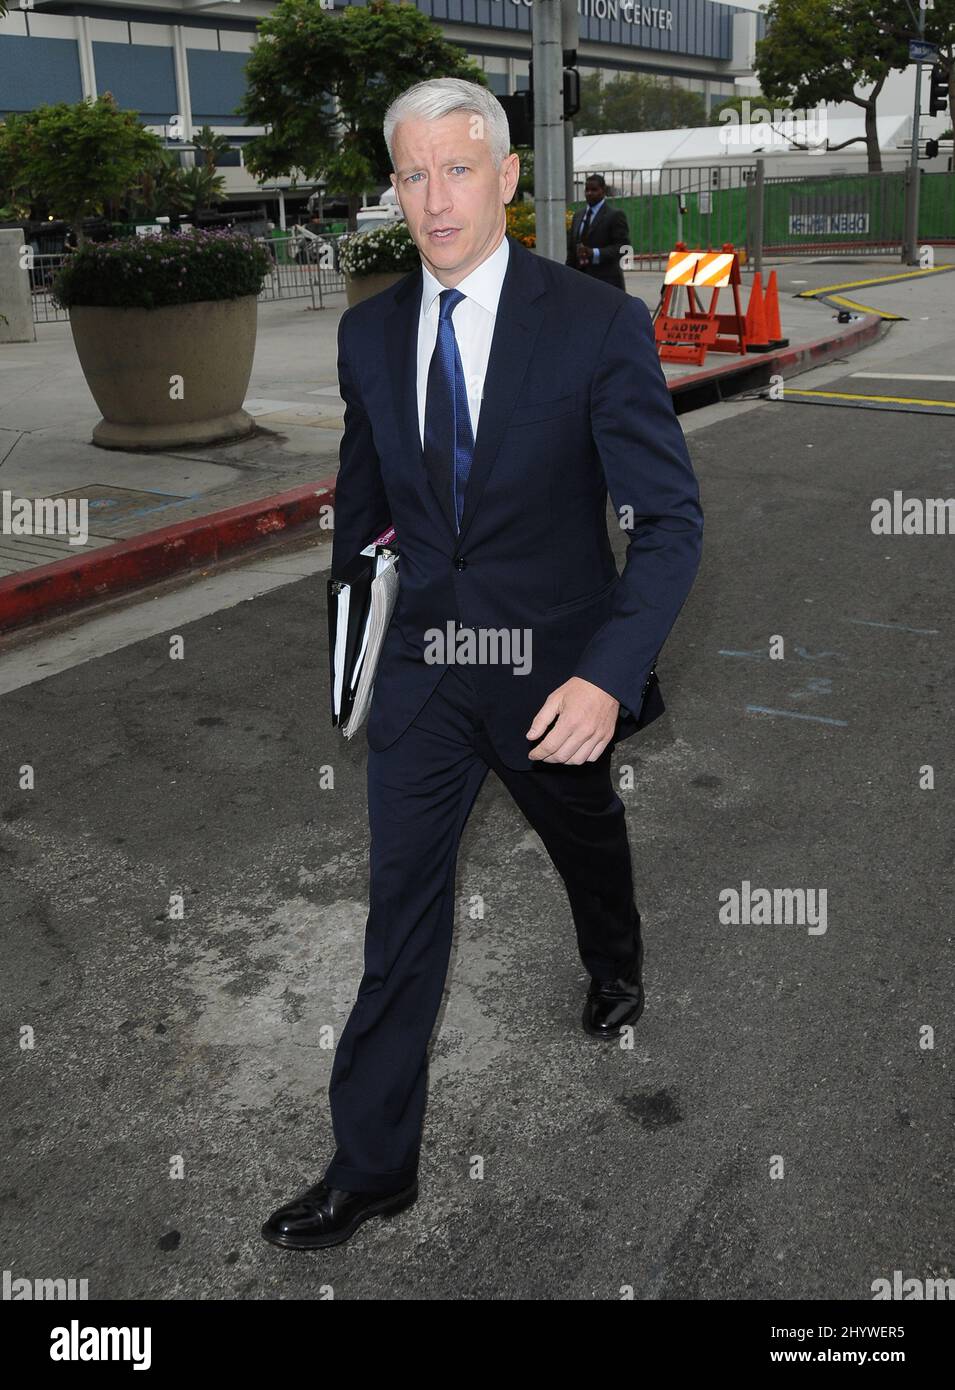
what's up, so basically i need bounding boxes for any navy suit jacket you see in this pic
[330,230,703,770]
[566,201,631,290]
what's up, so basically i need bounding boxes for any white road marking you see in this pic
[849,372,955,382]
[0,542,332,695]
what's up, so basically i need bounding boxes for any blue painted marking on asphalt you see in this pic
[847,619,939,635]
[746,706,848,726]
[792,646,847,662]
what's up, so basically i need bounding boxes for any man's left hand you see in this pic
[526,677,619,764]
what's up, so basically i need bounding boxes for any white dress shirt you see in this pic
[416,230,510,450]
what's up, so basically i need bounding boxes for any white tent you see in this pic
[572,111,949,190]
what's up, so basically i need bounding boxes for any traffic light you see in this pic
[563,67,580,119]
[526,58,581,122]
[928,61,950,118]
[926,138,940,159]
[499,93,533,147]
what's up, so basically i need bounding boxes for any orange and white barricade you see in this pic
[655,243,748,366]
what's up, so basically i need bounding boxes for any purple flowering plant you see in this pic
[52,227,271,310]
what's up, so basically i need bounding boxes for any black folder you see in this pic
[327,527,398,728]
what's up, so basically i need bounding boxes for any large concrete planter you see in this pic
[69,295,259,450]
[344,271,407,307]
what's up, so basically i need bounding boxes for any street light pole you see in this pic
[562,0,579,206]
[532,0,565,263]
[903,0,929,265]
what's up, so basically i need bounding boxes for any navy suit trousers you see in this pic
[322,662,642,1194]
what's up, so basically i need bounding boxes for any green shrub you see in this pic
[52,228,271,310]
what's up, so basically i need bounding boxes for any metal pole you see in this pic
[532,0,565,262]
[563,116,574,208]
[752,158,764,276]
[561,0,578,206]
[904,3,927,265]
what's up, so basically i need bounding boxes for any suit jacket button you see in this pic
[454,557,467,570]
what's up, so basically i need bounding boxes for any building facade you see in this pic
[1,0,765,212]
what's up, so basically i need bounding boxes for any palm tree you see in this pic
[191,125,232,174]
[176,165,228,220]
[127,149,188,220]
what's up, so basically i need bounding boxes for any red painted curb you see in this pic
[0,477,337,635]
[0,315,884,636]
[668,312,884,395]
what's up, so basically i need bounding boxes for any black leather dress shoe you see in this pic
[261,1178,418,1250]
[582,937,644,1040]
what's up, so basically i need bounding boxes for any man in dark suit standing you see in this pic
[566,173,631,292]
[262,78,703,1252]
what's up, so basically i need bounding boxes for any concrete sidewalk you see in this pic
[0,255,946,631]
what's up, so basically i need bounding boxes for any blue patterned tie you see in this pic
[424,287,474,533]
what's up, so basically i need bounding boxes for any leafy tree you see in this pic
[576,72,603,134]
[177,165,228,219]
[515,145,534,199]
[191,124,233,174]
[239,0,485,228]
[756,0,913,171]
[709,93,774,125]
[576,72,707,135]
[126,148,188,221]
[0,94,163,241]
[0,118,33,221]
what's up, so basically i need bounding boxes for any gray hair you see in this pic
[384,77,512,171]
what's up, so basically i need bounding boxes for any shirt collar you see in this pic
[585,197,605,217]
[420,229,510,318]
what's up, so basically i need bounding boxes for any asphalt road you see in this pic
[1,303,953,1302]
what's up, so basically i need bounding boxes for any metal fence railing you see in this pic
[573,165,759,266]
[256,230,346,306]
[570,164,955,265]
[27,232,348,324]
[29,254,70,323]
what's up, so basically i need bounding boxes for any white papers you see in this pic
[342,554,399,738]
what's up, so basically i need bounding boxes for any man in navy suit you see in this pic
[262,77,703,1251]
[566,172,631,292]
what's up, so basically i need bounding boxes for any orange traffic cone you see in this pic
[764,271,789,348]
[744,272,771,353]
